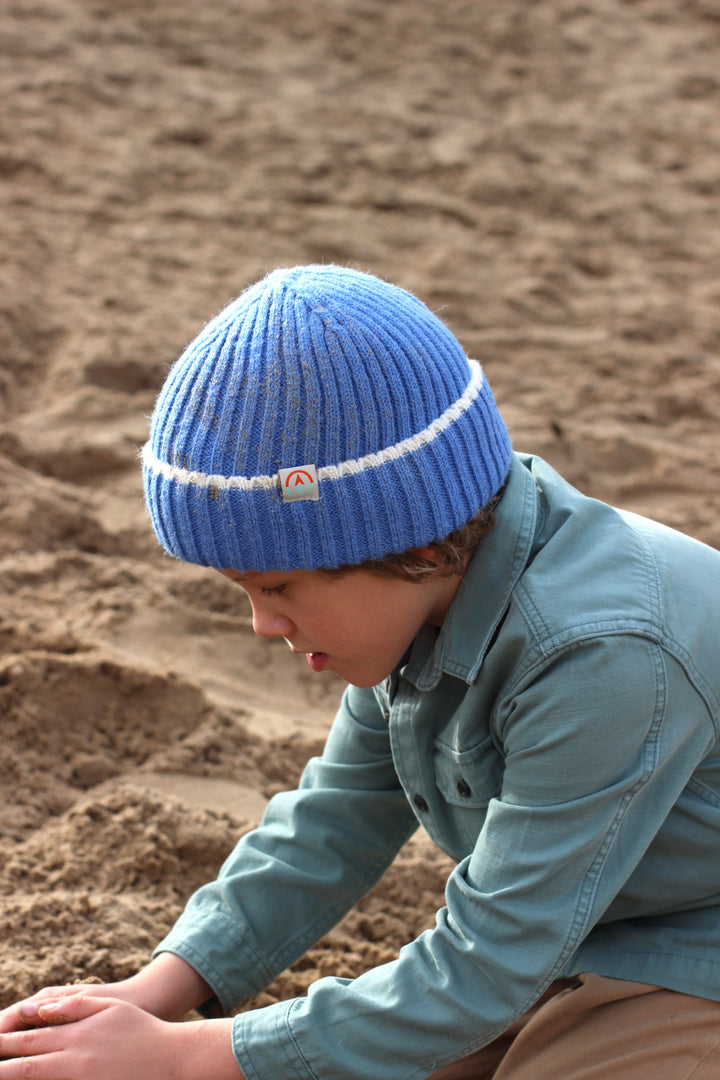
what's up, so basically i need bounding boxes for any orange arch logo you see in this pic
[278,464,319,502]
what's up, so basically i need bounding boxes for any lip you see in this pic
[306,651,330,672]
[284,640,331,673]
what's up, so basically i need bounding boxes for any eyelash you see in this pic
[260,585,286,597]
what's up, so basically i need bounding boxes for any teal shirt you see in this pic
[156,453,720,1079]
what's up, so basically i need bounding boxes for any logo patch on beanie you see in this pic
[278,464,319,502]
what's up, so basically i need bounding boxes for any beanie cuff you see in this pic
[142,360,512,571]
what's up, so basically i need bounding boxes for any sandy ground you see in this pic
[1,0,719,1012]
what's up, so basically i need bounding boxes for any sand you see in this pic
[1,0,719,1013]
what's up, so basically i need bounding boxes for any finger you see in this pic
[0,987,85,1033]
[37,993,118,1025]
[0,1008,26,1036]
[0,1051,67,1079]
[0,1002,45,1034]
[0,1023,67,1062]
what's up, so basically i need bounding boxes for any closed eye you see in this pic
[260,585,286,597]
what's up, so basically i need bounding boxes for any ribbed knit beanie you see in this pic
[142,265,512,572]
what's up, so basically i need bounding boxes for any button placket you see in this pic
[388,683,437,833]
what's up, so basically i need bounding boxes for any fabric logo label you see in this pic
[278,464,319,502]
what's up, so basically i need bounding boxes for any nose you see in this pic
[250,600,294,639]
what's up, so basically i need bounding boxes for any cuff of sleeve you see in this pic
[153,905,275,1016]
[233,1000,314,1080]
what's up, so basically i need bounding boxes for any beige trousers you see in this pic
[427,974,720,1080]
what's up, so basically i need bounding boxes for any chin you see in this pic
[345,669,392,689]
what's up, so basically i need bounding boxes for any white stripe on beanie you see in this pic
[142,358,486,493]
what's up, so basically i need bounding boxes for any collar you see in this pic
[402,454,539,691]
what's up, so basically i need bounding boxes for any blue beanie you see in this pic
[142,265,512,572]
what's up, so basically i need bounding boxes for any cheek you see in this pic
[349,617,401,656]
[308,610,369,652]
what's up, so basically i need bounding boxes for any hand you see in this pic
[0,981,120,1035]
[0,954,214,1034]
[0,992,243,1080]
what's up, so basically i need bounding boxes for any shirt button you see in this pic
[456,778,472,798]
[413,793,429,813]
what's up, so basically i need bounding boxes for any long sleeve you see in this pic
[154,683,418,1007]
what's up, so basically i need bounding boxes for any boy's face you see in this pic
[220,561,462,689]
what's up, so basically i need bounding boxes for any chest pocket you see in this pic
[433,735,503,809]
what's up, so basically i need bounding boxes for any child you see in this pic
[2,264,720,1079]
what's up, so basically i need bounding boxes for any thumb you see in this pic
[37,993,116,1026]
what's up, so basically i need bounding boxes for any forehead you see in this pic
[219,567,304,586]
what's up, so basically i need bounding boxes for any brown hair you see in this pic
[322,483,506,583]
